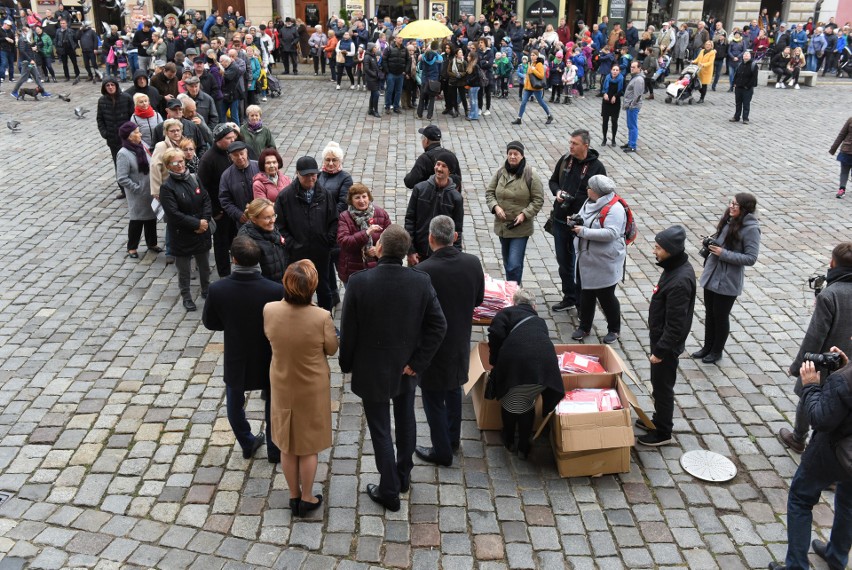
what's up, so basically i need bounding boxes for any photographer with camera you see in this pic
[547,129,607,314]
[692,193,761,364]
[779,242,852,453]
[570,175,625,344]
[769,341,852,570]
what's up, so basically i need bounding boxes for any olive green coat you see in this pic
[485,165,544,238]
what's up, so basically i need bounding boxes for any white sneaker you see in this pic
[483,110,491,116]
[788,78,795,86]
[781,82,787,89]
[262,96,268,101]
[794,84,800,89]
[350,85,356,90]
[336,84,340,90]
[776,82,781,88]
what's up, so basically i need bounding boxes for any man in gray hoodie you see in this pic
[622,60,644,153]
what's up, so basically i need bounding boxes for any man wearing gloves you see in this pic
[637,226,696,447]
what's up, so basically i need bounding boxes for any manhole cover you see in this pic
[0,492,10,507]
[680,450,737,482]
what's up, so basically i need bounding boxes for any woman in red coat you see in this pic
[336,183,391,283]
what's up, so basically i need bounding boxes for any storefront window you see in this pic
[377,0,419,20]
[484,0,517,26]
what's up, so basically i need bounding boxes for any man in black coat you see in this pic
[274,156,338,311]
[404,125,463,192]
[769,346,852,570]
[202,236,284,462]
[405,152,464,265]
[279,18,300,74]
[96,77,134,200]
[340,224,447,511]
[547,129,607,313]
[637,226,696,447]
[198,124,240,276]
[415,216,485,466]
[729,50,758,124]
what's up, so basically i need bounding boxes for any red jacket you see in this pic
[253,171,292,203]
[336,206,391,283]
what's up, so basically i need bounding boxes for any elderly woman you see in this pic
[485,141,543,286]
[487,288,564,460]
[336,183,391,283]
[159,148,212,312]
[253,148,292,202]
[150,118,184,197]
[309,24,328,75]
[237,199,288,282]
[335,31,355,89]
[571,175,626,345]
[319,141,353,304]
[692,193,760,364]
[265,260,338,518]
[130,93,164,147]
[240,105,277,157]
[116,122,160,259]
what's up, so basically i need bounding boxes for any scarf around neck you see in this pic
[121,139,150,174]
[247,120,263,133]
[134,105,156,119]
[232,263,262,275]
[349,203,377,247]
[168,169,192,181]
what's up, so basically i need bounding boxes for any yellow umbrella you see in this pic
[397,19,453,39]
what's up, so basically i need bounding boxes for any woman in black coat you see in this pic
[237,198,288,282]
[159,148,213,312]
[488,288,565,459]
[96,77,135,199]
[477,38,494,115]
[364,43,381,117]
[318,141,353,306]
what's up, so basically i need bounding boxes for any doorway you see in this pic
[565,0,597,35]
[214,0,247,19]
[701,0,731,26]
[296,0,327,28]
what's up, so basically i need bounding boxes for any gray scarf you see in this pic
[232,263,261,275]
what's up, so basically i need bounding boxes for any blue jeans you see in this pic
[469,86,480,119]
[227,99,241,125]
[806,54,817,71]
[499,236,528,285]
[626,108,639,149]
[785,433,852,569]
[421,386,462,464]
[552,220,578,305]
[127,51,138,75]
[727,60,740,87]
[518,89,550,119]
[0,51,13,81]
[385,73,403,110]
[225,386,278,459]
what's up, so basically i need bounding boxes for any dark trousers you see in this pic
[108,142,122,191]
[602,104,620,141]
[292,252,332,310]
[82,50,98,78]
[282,51,298,74]
[499,76,508,95]
[368,89,380,113]
[649,352,678,437]
[313,55,326,74]
[773,66,792,83]
[363,390,416,501]
[327,253,339,300]
[212,215,234,277]
[60,51,80,79]
[442,82,456,109]
[477,83,491,110]
[225,386,279,460]
[579,283,621,334]
[417,84,435,118]
[785,434,852,569]
[698,84,708,100]
[421,387,461,464]
[823,52,838,75]
[175,251,211,301]
[733,86,753,120]
[128,219,157,250]
[552,220,578,306]
[701,288,737,355]
[501,407,535,454]
[454,85,468,114]
[336,64,354,86]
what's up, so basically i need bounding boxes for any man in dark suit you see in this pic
[202,236,284,462]
[415,216,485,466]
[340,224,447,511]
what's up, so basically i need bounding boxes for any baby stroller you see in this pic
[664,64,701,105]
[267,74,283,98]
[837,46,852,78]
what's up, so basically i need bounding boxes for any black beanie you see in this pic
[655,225,687,255]
[506,140,524,155]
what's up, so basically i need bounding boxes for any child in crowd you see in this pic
[571,46,586,97]
[494,51,513,98]
[548,50,566,103]
[562,55,577,104]
[516,55,528,100]
[355,45,365,90]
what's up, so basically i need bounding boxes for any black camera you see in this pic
[808,275,827,297]
[699,236,720,259]
[566,214,584,229]
[803,352,843,372]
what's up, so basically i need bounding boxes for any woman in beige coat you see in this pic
[264,260,339,518]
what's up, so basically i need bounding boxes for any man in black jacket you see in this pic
[547,129,607,312]
[202,236,283,462]
[77,23,100,82]
[96,77,134,199]
[198,124,239,276]
[383,35,408,113]
[636,226,696,447]
[279,18,299,74]
[404,125,462,191]
[416,216,485,467]
[274,156,338,311]
[340,224,447,512]
[405,152,464,265]
[769,346,852,570]
[53,18,79,81]
[730,50,758,124]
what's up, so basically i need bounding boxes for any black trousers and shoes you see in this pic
[638,354,677,446]
[363,390,415,511]
[693,288,737,363]
[733,86,753,122]
[127,219,158,252]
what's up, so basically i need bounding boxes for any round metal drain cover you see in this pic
[680,450,737,482]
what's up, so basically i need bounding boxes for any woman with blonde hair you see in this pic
[241,104,277,157]
[692,40,716,103]
[319,140,352,305]
[130,93,164,147]
[237,198,288,282]
[150,118,184,197]
[265,260,338,517]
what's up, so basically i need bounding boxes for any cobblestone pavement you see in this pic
[0,74,850,570]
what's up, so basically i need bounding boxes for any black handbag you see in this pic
[427,79,441,93]
[529,68,547,90]
[484,316,536,400]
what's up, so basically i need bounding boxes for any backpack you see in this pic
[599,194,637,245]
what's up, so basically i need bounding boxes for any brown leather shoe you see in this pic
[778,428,806,453]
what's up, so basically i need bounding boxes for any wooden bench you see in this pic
[758,69,818,87]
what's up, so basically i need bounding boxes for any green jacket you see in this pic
[37,32,53,57]
[240,125,277,159]
[495,58,513,78]
[485,164,544,238]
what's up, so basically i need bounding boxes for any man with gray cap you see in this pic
[636,225,696,447]
[219,140,261,227]
[198,123,240,276]
[184,74,219,126]
[404,125,462,192]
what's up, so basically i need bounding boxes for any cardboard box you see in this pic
[550,432,632,478]
[553,344,624,384]
[551,375,634,452]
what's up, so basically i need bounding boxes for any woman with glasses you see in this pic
[692,193,761,363]
[237,198,288,283]
[151,119,185,197]
[318,141,353,306]
[159,148,213,312]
